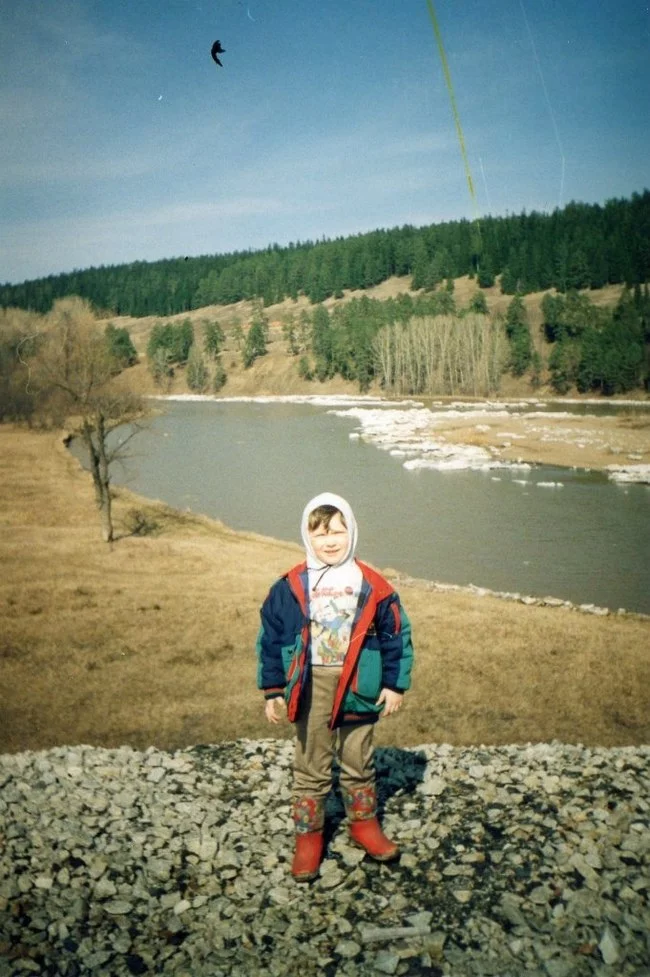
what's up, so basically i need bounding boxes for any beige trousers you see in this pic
[293,666,375,804]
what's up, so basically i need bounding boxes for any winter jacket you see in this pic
[256,559,413,729]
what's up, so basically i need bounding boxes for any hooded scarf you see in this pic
[300,492,363,666]
[300,492,358,570]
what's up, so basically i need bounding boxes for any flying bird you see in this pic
[211,39,225,66]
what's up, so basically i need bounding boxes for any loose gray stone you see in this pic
[0,738,648,977]
[268,886,292,905]
[93,877,117,899]
[318,867,345,889]
[420,776,446,796]
[373,949,401,974]
[103,900,133,915]
[599,925,620,965]
[335,939,362,958]
[452,889,473,904]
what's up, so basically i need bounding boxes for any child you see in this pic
[256,492,414,882]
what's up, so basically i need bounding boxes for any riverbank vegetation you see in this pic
[1,425,648,756]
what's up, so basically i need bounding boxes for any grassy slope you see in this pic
[102,277,630,400]
[1,426,648,755]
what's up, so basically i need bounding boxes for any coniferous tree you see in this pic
[311,305,333,380]
[548,340,581,393]
[104,324,137,368]
[242,317,267,368]
[250,301,270,342]
[150,347,174,389]
[281,312,299,355]
[500,266,517,295]
[147,320,194,366]
[2,191,649,315]
[541,293,564,342]
[505,295,533,376]
[203,320,225,358]
[173,320,194,364]
[468,291,489,315]
[298,355,313,380]
[477,256,495,288]
[567,249,591,290]
[410,238,430,291]
[231,320,245,350]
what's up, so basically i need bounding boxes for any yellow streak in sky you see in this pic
[425,0,479,221]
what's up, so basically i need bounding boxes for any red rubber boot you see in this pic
[344,785,400,862]
[291,831,325,882]
[291,796,325,882]
[349,817,399,861]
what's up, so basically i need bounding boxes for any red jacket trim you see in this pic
[282,560,397,727]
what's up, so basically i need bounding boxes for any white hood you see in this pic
[300,492,358,570]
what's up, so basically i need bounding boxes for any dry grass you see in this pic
[1,426,648,756]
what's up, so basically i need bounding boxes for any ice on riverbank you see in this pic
[607,464,650,485]
[150,395,650,481]
[331,405,526,473]
[149,393,422,408]
[331,403,650,481]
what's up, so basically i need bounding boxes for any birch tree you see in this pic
[373,313,505,397]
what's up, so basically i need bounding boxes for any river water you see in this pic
[96,398,649,614]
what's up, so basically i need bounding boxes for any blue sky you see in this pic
[1,0,648,285]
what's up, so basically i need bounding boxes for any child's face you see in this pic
[308,512,350,566]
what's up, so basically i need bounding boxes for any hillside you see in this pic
[101,276,629,400]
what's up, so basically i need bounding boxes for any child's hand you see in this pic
[265,697,287,724]
[376,688,403,717]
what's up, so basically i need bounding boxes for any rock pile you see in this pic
[392,573,646,619]
[1,739,648,977]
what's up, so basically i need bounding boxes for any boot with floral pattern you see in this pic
[291,796,325,882]
[343,784,399,862]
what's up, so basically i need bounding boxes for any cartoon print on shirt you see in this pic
[310,585,358,665]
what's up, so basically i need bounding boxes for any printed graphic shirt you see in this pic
[308,562,362,666]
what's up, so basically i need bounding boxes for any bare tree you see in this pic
[34,297,145,542]
[373,313,506,398]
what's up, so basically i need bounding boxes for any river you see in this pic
[83,397,650,614]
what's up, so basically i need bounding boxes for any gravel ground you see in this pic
[1,739,648,977]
